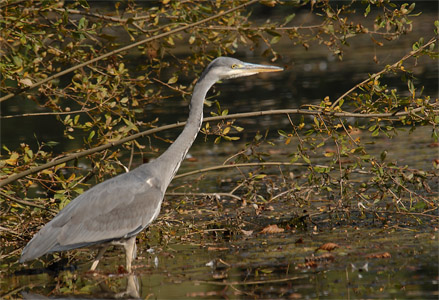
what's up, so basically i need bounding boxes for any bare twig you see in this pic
[0,226,19,236]
[0,107,96,119]
[166,192,241,201]
[152,78,191,95]
[0,191,57,215]
[205,24,324,31]
[173,162,329,180]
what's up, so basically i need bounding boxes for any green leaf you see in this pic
[26,148,33,159]
[78,0,90,8]
[364,4,370,17]
[314,117,320,127]
[413,201,426,211]
[88,130,95,142]
[290,155,299,163]
[407,79,415,94]
[380,150,387,162]
[78,17,87,30]
[338,98,344,107]
[270,36,281,44]
[265,29,281,37]
[278,129,288,137]
[314,166,328,173]
[302,155,311,164]
[372,128,380,136]
[223,136,240,141]
[12,56,23,67]
[283,13,296,25]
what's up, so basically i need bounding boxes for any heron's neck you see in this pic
[152,77,216,188]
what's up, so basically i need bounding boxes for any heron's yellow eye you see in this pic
[231,64,238,69]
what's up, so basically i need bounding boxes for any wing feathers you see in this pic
[20,166,164,262]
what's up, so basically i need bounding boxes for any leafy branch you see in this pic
[0,0,259,103]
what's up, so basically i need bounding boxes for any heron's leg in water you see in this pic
[90,246,109,271]
[124,236,137,273]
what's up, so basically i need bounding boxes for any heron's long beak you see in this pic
[240,62,284,74]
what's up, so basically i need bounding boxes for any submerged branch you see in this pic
[194,275,307,286]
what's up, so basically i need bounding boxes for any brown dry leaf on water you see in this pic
[366,252,391,259]
[316,242,340,252]
[260,224,284,234]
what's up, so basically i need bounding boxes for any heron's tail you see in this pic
[20,224,60,263]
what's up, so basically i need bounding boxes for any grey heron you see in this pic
[19,57,283,272]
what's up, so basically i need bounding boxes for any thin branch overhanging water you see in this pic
[1,103,438,188]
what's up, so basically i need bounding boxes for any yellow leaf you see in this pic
[167,76,178,84]
[67,173,76,182]
[4,152,19,165]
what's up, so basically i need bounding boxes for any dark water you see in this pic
[1,8,438,300]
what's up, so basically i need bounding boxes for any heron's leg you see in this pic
[123,236,137,273]
[90,246,109,271]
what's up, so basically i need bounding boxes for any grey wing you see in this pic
[20,167,164,262]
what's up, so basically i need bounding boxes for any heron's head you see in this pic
[200,57,283,82]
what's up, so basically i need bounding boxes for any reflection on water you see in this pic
[21,274,139,299]
[5,227,438,299]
